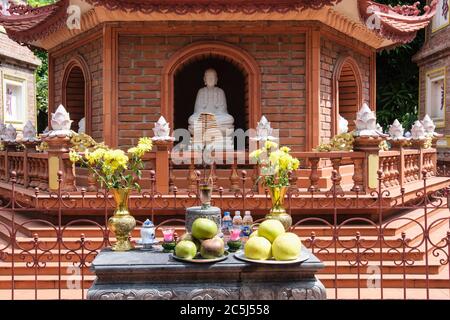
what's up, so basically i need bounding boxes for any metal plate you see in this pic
[234,251,309,265]
[170,252,229,264]
[136,239,159,245]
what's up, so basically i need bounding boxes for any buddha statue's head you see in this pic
[204,69,218,88]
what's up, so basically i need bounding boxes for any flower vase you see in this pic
[108,188,136,251]
[265,186,292,231]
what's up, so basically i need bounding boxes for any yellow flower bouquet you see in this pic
[69,137,152,251]
[249,141,299,231]
[250,141,300,188]
[69,137,152,191]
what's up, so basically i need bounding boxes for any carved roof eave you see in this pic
[358,0,438,45]
[84,0,342,14]
[0,0,69,45]
[0,0,436,49]
[24,6,389,51]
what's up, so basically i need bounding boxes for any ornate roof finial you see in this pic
[388,119,405,140]
[3,124,17,143]
[22,120,39,142]
[353,103,386,137]
[45,104,73,137]
[410,120,426,140]
[254,115,276,142]
[152,116,174,141]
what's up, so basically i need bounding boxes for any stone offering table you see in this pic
[87,247,326,300]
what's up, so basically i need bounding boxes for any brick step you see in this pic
[0,261,443,276]
[319,276,450,289]
[0,246,426,263]
[0,289,88,300]
[314,250,425,262]
[7,210,448,251]
[0,275,94,290]
[304,206,450,248]
[0,265,94,276]
[0,199,445,240]
[293,201,446,238]
[1,275,449,290]
[318,263,443,275]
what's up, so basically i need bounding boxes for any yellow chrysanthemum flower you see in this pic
[264,140,278,150]
[280,146,291,153]
[249,149,263,161]
[69,150,81,163]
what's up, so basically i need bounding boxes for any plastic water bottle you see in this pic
[232,211,243,234]
[221,211,233,242]
[242,211,254,242]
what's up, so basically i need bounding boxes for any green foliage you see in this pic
[28,0,56,132]
[376,0,426,131]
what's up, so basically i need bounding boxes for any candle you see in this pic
[230,228,241,241]
[162,228,174,242]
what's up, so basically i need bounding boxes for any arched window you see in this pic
[162,41,261,131]
[62,56,91,133]
[332,56,363,134]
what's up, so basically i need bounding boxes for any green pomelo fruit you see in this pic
[258,219,285,243]
[272,232,302,261]
[175,240,197,259]
[191,218,218,240]
[244,236,272,260]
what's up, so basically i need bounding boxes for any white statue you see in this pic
[78,117,85,134]
[152,116,174,141]
[388,119,405,140]
[46,104,73,137]
[353,103,386,137]
[22,120,38,142]
[411,120,426,140]
[188,69,234,138]
[3,124,17,143]
[254,115,276,142]
[338,114,348,134]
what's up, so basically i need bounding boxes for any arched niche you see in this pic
[62,55,92,133]
[161,41,262,131]
[332,56,363,134]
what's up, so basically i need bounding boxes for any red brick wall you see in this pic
[53,38,103,141]
[118,32,307,150]
[320,37,371,143]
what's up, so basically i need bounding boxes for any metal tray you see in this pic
[170,252,229,264]
[234,251,309,265]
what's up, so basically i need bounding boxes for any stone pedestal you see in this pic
[185,205,221,233]
[87,247,326,300]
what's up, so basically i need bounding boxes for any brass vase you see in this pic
[265,186,292,231]
[108,188,136,251]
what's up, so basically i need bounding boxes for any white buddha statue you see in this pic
[188,69,235,138]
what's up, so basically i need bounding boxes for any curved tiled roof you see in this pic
[83,0,342,13]
[0,0,437,47]
[0,0,69,43]
[358,0,438,44]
